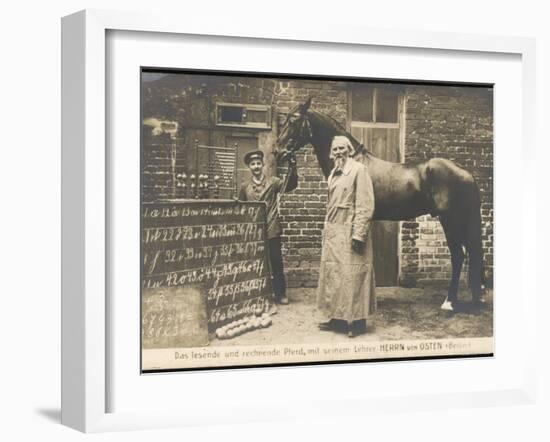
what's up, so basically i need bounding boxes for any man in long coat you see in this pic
[317,135,376,337]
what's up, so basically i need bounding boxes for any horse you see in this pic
[275,97,486,312]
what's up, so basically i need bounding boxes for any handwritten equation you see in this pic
[141,201,275,334]
[141,285,208,348]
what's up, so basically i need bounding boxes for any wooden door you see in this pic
[351,126,400,286]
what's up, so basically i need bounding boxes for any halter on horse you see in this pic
[275,98,486,312]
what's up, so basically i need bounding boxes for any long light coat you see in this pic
[317,158,377,322]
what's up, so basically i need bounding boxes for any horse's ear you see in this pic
[299,97,312,114]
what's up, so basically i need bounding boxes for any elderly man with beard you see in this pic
[317,135,376,338]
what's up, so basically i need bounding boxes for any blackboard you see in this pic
[142,285,208,349]
[141,200,275,340]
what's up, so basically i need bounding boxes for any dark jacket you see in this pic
[239,167,298,239]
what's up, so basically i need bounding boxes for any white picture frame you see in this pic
[61,9,537,433]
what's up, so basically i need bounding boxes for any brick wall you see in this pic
[141,75,494,289]
[141,130,176,202]
[141,74,280,202]
[402,85,494,287]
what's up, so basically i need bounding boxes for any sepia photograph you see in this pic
[140,69,494,372]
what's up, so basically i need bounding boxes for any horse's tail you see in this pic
[463,184,485,300]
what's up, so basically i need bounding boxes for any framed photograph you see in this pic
[62,9,537,432]
[139,68,495,373]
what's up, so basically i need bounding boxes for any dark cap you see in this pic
[244,150,264,165]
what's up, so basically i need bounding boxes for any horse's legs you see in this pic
[465,208,485,305]
[467,244,483,303]
[440,215,465,311]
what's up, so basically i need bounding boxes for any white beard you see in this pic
[334,156,347,171]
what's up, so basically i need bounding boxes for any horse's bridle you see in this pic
[277,110,367,161]
[277,112,313,155]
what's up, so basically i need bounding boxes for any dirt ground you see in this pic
[211,286,493,346]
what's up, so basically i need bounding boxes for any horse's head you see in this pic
[274,97,313,161]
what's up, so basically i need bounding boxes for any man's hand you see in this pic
[351,239,365,253]
[287,153,297,166]
[280,150,296,165]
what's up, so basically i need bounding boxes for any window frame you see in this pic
[349,84,401,127]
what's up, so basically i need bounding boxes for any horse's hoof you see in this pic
[441,299,454,312]
[472,298,486,309]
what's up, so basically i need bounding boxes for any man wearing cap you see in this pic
[317,135,376,337]
[239,150,298,305]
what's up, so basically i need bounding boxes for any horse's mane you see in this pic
[308,109,373,158]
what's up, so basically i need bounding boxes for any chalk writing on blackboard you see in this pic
[141,285,208,349]
[141,200,274,338]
